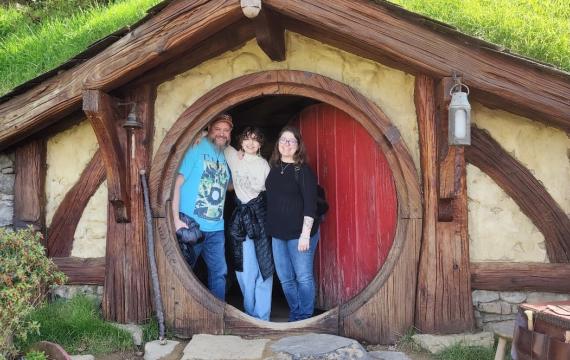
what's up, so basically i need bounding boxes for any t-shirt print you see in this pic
[193,156,230,221]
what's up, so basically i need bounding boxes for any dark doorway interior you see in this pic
[194,95,321,322]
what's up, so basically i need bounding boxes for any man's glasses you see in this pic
[279,138,298,146]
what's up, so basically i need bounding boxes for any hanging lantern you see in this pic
[448,81,471,145]
[241,0,261,19]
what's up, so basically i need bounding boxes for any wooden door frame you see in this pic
[149,70,421,340]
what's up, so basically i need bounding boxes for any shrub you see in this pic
[23,351,46,360]
[0,227,66,359]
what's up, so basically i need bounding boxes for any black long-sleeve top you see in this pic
[265,162,318,240]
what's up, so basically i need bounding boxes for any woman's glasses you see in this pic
[279,137,298,146]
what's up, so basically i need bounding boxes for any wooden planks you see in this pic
[414,75,473,333]
[465,127,570,263]
[52,257,105,285]
[471,262,570,293]
[101,84,155,323]
[0,0,242,150]
[299,104,397,310]
[265,0,570,132]
[46,150,106,257]
[13,139,46,232]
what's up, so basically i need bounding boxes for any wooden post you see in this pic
[14,139,46,235]
[101,84,155,323]
[415,75,474,333]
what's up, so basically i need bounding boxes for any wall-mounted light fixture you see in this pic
[448,75,471,145]
[119,102,142,159]
[241,0,261,18]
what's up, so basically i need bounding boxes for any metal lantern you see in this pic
[241,0,261,18]
[448,82,471,145]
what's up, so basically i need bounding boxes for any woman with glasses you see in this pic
[226,127,274,321]
[265,125,320,321]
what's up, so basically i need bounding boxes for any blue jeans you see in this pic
[191,230,227,301]
[235,237,273,321]
[272,231,320,321]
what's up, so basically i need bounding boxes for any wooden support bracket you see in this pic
[254,8,286,61]
[83,90,130,222]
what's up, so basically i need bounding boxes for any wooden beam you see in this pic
[47,150,106,257]
[0,0,242,150]
[52,257,105,285]
[83,90,130,222]
[465,127,570,263]
[471,262,570,293]
[13,139,46,233]
[414,75,474,333]
[265,0,570,132]
[132,18,255,87]
[254,8,286,61]
[102,84,155,324]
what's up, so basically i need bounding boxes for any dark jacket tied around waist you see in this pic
[229,191,274,280]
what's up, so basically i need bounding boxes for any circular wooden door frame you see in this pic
[149,70,421,327]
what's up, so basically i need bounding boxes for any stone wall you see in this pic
[0,152,14,228]
[473,290,570,330]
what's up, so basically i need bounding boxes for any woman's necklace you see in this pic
[280,161,291,175]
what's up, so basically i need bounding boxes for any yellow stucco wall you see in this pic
[46,120,107,257]
[72,181,107,258]
[468,103,570,262]
[154,31,420,172]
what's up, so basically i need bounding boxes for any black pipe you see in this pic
[140,169,166,342]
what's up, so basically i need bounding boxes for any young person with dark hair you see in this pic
[227,127,274,321]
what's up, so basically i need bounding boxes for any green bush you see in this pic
[23,350,47,360]
[0,227,66,360]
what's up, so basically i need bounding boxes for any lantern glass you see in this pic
[448,91,471,145]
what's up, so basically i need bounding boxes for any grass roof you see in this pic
[0,0,568,97]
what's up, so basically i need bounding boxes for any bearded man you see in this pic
[172,113,233,300]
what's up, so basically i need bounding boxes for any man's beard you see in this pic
[208,136,228,150]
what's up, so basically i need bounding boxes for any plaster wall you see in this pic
[468,103,570,262]
[72,181,107,258]
[46,120,107,257]
[154,31,420,172]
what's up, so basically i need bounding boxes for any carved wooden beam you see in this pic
[0,0,242,150]
[265,0,570,132]
[471,262,570,293]
[465,127,570,262]
[14,139,46,233]
[254,8,286,61]
[414,74,473,333]
[102,84,155,324]
[47,150,106,257]
[52,257,105,285]
[83,90,130,222]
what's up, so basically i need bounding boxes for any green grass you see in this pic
[387,0,570,72]
[0,0,161,96]
[15,295,134,355]
[435,343,500,360]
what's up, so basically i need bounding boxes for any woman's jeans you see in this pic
[190,230,227,301]
[235,237,273,321]
[272,231,320,321]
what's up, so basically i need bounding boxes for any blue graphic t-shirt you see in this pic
[178,139,231,232]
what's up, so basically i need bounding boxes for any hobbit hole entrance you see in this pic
[183,95,398,321]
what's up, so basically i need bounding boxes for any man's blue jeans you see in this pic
[235,237,273,321]
[191,230,227,301]
[272,231,320,321]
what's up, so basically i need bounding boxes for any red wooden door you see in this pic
[298,103,398,310]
